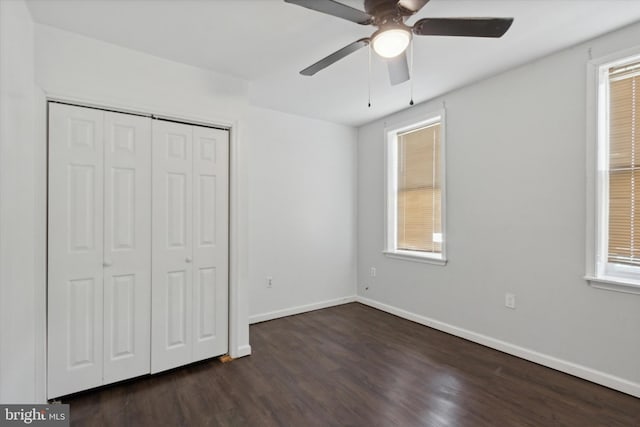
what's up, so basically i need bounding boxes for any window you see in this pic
[588,51,640,292]
[384,113,446,264]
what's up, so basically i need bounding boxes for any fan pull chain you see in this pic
[368,43,372,108]
[409,38,414,106]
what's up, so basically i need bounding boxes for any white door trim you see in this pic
[40,92,250,399]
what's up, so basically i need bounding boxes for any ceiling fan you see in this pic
[285,0,514,85]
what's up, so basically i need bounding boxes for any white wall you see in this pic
[247,107,357,322]
[0,0,41,403]
[34,24,249,121]
[358,22,640,395]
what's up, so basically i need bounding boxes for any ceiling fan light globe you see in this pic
[372,28,411,58]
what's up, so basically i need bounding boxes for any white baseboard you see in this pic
[356,296,640,398]
[249,295,357,324]
[232,344,252,358]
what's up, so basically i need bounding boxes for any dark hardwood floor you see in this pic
[64,303,640,426]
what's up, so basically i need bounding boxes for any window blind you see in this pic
[608,60,640,265]
[397,123,441,253]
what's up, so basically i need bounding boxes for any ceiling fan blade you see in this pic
[284,0,372,25]
[413,17,514,38]
[387,52,410,86]
[300,38,370,76]
[397,0,430,15]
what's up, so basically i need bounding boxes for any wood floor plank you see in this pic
[62,303,640,426]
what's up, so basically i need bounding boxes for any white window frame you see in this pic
[383,110,447,265]
[586,47,640,294]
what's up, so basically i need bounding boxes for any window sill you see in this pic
[383,250,447,265]
[584,275,640,295]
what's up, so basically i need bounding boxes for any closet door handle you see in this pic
[185,257,192,263]
[103,259,113,267]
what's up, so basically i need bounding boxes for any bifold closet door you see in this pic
[48,104,105,398]
[151,121,229,373]
[192,125,229,362]
[48,103,151,398]
[151,120,194,372]
[102,111,152,384]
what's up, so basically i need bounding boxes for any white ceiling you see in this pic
[26,0,640,126]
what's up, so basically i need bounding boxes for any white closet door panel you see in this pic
[151,120,194,373]
[48,103,104,398]
[192,127,229,361]
[103,111,152,384]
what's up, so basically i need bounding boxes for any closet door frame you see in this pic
[43,97,248,399]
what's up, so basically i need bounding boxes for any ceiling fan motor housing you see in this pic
[364,0,407,26]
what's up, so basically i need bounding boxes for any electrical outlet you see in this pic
[370,267,376,277]
[267,276,273,288]
[505,293,516,309]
